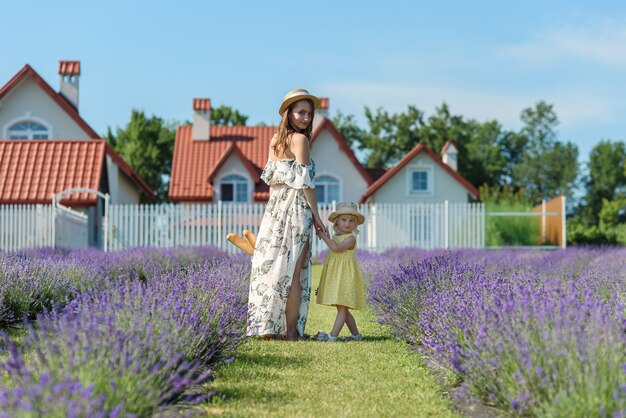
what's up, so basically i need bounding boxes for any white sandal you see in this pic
[314,332,340,342]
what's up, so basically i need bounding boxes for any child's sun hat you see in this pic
[279,89,321,115]
[328,202,365,225]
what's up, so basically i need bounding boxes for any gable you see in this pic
[0,65,99,139]
[361,143,478,203]
[368,152,471,203]
[0,77,92,139]
[311,129,369,204]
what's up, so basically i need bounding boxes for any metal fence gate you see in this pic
[52,188,110,250]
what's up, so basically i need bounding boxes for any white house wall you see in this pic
[311,129,368,204]
[0,78,92,139]
[106,155,141,204]
[371,152,469,203]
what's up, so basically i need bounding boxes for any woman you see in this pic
[247,89,327,341]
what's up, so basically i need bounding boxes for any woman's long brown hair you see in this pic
[272,99,315,158]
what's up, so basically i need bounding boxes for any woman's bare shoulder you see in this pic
[290,133,309,146]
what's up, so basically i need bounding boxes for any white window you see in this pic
[8,120,50,139]
[220,175,248,202]
[316,175,340,204]
[408,167,433,195]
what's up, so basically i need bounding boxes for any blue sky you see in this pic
[2,0,626,166]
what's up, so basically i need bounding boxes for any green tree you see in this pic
[580,140,626,223]
[332,111,364,150]
[211,105,248,126]
[349,103,507,189]
[106,110,176,202]
[511,101,579,203]
[359,105,424,168]
[417,104,506,189]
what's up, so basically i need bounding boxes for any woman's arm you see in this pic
[321,234,356,252]
[291,133,325,234]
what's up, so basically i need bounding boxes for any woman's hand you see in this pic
[314,217,328,238]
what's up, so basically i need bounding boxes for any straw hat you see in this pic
[278,89,321,115]
[328,202,365,225]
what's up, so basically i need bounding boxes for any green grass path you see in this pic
[202,265,460,418]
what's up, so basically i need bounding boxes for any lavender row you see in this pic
[0,250,250,417]
[366,247,626,416]
[0,246,227,327]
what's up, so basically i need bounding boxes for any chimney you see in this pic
[192,98,211,140]
[318,97,329,117]
[441,140,458,172]
[58,60,80,110]
[312,97,329,128]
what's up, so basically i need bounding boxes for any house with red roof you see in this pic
[170,98,373,205]
[170,99,478,206]
[360,140,478,203]
[0,61,154,207]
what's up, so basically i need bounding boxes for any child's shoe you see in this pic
[314,332,340,342]
[314,331,327,341]
[350,333,363,341]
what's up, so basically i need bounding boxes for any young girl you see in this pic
[316,202,366,341]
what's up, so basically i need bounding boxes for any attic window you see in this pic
[408,166,433,196]
[220,174,248,203]
[8,120,49,139]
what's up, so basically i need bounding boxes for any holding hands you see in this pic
[314,216,329,239]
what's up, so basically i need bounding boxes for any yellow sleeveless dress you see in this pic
[316,233,366,309]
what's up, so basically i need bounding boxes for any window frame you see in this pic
[407,165,434,197]
[217,173,250,203]
[315,174,341,204]
[5,116,52,140]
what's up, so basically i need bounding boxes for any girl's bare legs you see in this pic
[285,239,309,340]
[345,311,359,336]
[331,305,348,337]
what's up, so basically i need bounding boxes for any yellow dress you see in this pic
[316,233,366,309]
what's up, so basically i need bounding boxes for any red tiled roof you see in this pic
[207,141,259,182]
[0,64,100,138]
[0,140,104,205]
[169,125,274,202]
[0,140,154,205]
[169,118,372,202]
[360,143,479,203]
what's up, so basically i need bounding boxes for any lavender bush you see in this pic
[0,248,249,416]
[0,246,228,327]
[368,248,626,416]
[0,255,88,327]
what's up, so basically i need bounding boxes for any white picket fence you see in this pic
[0,204,54,251]
[106,201,484,255]
[0,201,485,254]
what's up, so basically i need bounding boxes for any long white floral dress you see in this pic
[246,158,316,337]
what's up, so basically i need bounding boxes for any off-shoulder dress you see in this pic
[246,158,316,337]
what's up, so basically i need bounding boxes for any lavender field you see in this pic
[2,246,625,417]
[0,247,250,417]
[364,247,626,417]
